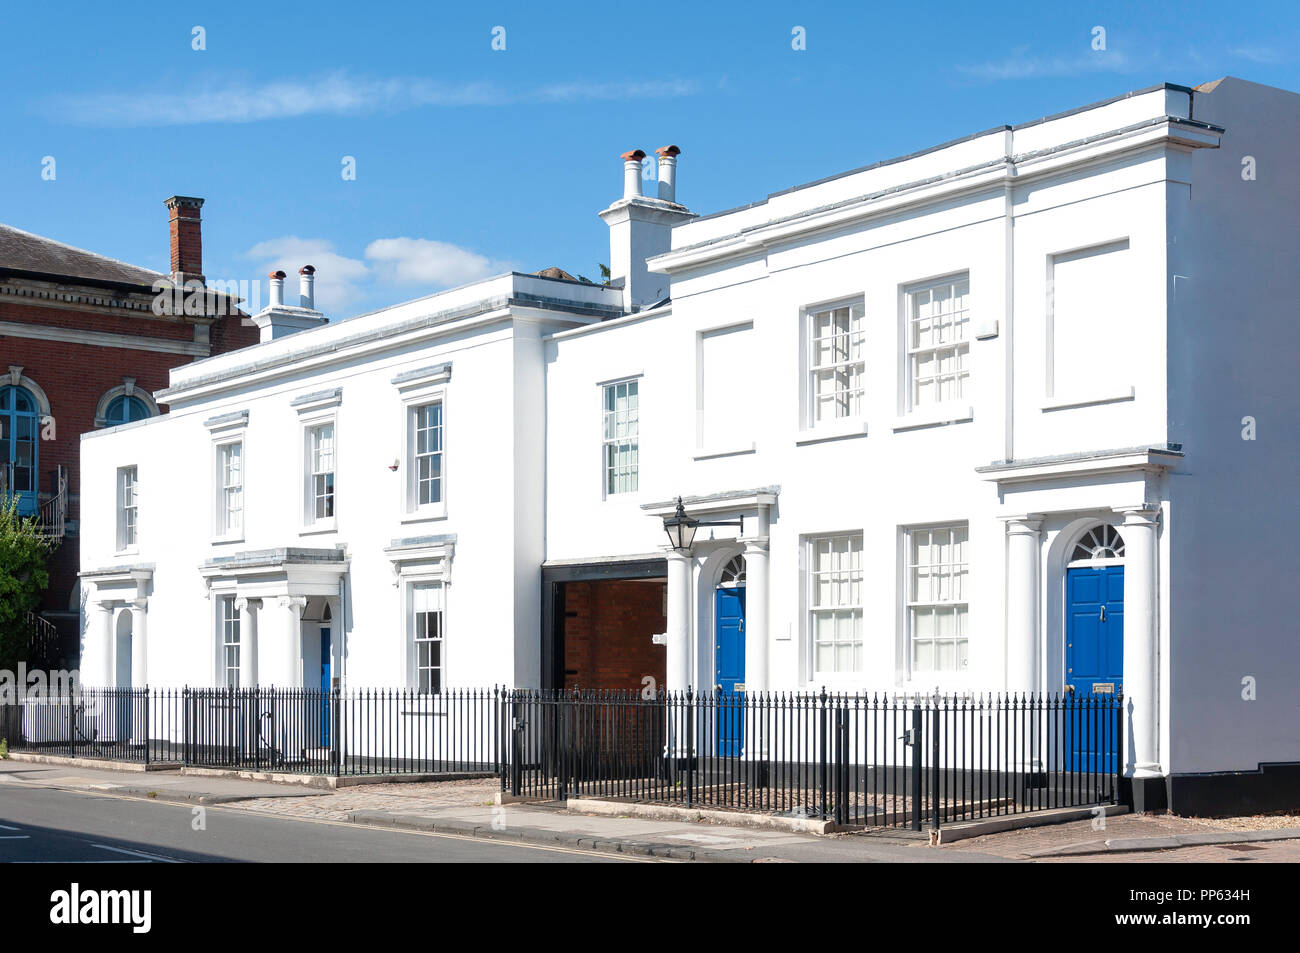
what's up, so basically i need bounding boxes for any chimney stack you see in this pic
[622,149,645,200]
[299,265,316,309]
[164,195,205,283]
[600,146,695,313]
[656,145,681,203]
[268,270,286,308]
[252,268,327,342]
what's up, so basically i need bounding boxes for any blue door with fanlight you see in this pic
[0,386,39,517]
[1065,566,1123,772]
[714,587,746,757]
[319,628,332,745]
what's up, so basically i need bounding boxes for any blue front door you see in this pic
[714,587,745,757]
[1065,566,1124,771]
[319,628,331,745]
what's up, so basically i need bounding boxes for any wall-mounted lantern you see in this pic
[662,496,743,554]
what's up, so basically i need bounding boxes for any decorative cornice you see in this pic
[391,363,452,389]
[978,446,1182,485]
[0,318,209,357]
[204,409,248,432]
[641,486,780,517]
[291,387,343,413]
[649,117,1220,276]
[384,535,455,586]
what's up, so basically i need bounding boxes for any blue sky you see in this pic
[2,0,1297,316]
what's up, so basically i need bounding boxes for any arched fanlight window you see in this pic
[322,603,332,622]
[1070,524,1125,562]
[718,555,746,587]
[104,395,152,426]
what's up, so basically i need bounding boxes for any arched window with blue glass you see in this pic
[95,382,157,430]
[104,395,151,427]
[0,385,39,516]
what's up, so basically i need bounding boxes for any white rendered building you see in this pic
[79,78,1300,814]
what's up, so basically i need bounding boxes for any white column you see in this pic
[1118,505,1161,781]
[743,538,770,694]
[236,597,261,687]
[82,602,115,689]
[129,598,148,689]
[259,596,305,687]
[665,551,693,692]
[1003,515,1043,694]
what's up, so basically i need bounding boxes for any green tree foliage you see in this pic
[0,496,51,671]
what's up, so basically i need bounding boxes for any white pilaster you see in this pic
[665,550,693,692]
[1117,505,1161,779]
[1003,515,1043,694]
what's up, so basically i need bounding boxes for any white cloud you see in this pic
[1229,47,1282,65]
[365,237,511,288]
[45,72,699,126]
[241,235,514,315]
[244,237,369,313]
[956,48,1135,82]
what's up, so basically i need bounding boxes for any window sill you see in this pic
[693,442,755,461]
[795,421,868,446]
[115,547,139,558]
[892,405,974,432]
[1041,386,1135,412]
[300,521,338,536]
[602,491,643,502]
[210,535,244,546]
[400,510,447,525]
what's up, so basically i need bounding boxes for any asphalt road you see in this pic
[0,783,637,863]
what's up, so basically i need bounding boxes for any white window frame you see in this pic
[901,273,972,415]
[408,580,445,695]
[601,377,640,498]
[393,365,451,522]
[405,399,445,516]
[904,523,970,676]
[218,593,241,688]
[212,437,245,542]
[803,299,866,432]
[805,532,865,679]
[116,465,138,553]
[301,416,338,533]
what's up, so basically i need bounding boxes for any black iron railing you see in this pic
[0,687,184,765]
[0,686,500,777]
[0,685,1122,831]
[501,689,1123,831]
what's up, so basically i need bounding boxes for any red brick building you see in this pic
[0,196,258,665]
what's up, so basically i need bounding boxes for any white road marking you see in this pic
[91,844,183,863]
[0,824,21,830]
[0,835,32,840]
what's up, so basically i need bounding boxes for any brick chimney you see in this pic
[164,195,205,283]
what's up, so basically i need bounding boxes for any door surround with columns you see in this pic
[198,548,349,688]
[79,564,153,689]
[641,487,777,695]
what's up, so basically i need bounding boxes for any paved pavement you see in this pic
[939,811,1300,863]
[5,759,1295,863]
[0,760,1004,862]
